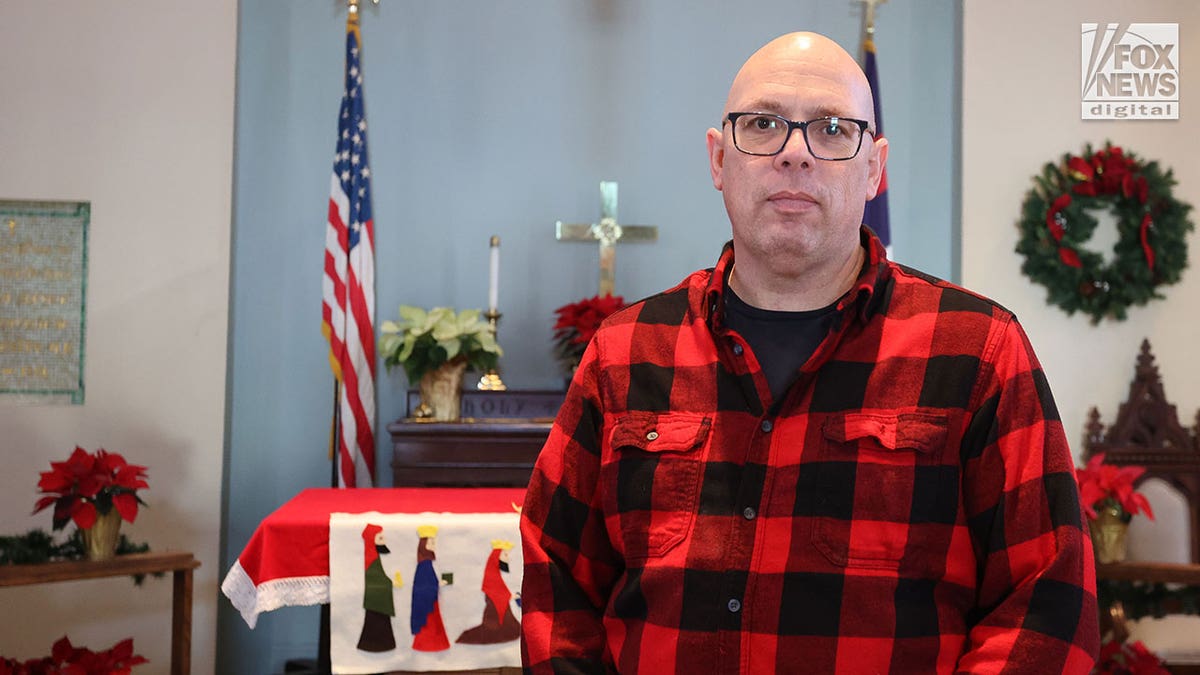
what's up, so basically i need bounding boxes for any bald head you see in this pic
[704,31,888,310]
[724,32,876,130]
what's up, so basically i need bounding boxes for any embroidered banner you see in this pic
[329,510,523,673]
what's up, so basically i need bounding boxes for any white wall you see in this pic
[962,2,1200,460]
[0,3,235,673]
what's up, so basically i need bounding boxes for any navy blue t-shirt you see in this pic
[724,287,838,405]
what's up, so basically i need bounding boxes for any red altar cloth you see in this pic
[222,487,526,628]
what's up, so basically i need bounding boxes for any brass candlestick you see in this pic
[477,309,507,391]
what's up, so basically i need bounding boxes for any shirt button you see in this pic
[742,506,757,520]
[732,344,743,356]
[645,431,659,441]
[761,419,773,433]
[727,598,742,613]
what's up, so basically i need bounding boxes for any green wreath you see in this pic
[1016,142,1193,323]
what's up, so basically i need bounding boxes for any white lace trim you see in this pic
[221,560,329,629]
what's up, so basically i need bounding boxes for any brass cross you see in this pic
[555,181,657,297]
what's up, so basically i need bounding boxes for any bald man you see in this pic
[521,33,1098,674]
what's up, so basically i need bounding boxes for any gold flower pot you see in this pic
[416,358,468,422]
[81,509,122,562]
[1089,502,1131,564]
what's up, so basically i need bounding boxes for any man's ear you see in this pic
[865,135,889,200]
[706,127,725,191]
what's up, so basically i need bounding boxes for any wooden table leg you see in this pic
[172,566,194,675]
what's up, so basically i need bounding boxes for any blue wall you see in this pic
[219,2,960,671]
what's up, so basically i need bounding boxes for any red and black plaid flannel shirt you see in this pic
[521,229,1099,674]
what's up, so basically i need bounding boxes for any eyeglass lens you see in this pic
[732,114,863,159]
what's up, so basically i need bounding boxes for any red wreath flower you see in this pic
[1075,453,1154,521]
[32,447,149,530]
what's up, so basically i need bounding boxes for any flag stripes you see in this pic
[321,12,376,487]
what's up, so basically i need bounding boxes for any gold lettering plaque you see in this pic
[0,200,88,404]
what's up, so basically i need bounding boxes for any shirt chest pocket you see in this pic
[602,412,711,561]
[813,412,954,570]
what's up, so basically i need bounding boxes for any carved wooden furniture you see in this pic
[0,551,201,675]
[387,390,562,487]
[1085,339,1200,565]
[1086,339,1200,672]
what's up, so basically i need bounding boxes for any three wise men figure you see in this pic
[356,524,397,652]
[410,524,451,652]
[457,539,521,644]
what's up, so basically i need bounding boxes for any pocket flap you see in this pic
[611,412,712,453]
[823,412,947,453]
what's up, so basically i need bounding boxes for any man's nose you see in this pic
[774,126,813,168]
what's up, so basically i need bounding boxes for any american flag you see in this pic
[862,34,891,249]
[321,11,376,487]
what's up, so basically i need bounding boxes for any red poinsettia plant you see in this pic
[1075,453,1154,521]
[32,447,149,531]
[552,294,625,374]
[1094,637,1169,675]
[0,636,147,675]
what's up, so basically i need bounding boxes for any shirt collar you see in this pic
[703,227,893,330]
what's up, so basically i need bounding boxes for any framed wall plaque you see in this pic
[0,200,89,404]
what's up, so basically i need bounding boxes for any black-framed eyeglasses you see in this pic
[724,112,873,161]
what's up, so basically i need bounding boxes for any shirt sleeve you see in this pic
[521,340,620,674]
[957,315,1099,674]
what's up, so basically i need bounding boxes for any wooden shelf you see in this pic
[1096,561,1200,584]
[0,551,198,586]
[0,551,200,675]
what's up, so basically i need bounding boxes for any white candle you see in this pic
[488,235,500,312]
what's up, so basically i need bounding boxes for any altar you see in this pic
[222,487,525,674]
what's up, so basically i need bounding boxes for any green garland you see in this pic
[1016,142,1193,323]
[0,529,157,584]
[1099,579,1200,621]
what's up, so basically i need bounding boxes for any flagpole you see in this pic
[329,381,340,488]
[858,0,892,253]
[861,0,887,50]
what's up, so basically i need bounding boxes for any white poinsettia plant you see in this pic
[379,305,502,383]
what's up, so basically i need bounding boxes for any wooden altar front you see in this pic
[387,390,564,488]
